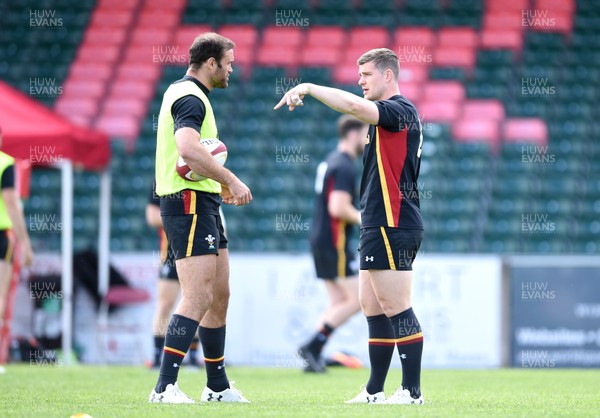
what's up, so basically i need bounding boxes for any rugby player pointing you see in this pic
[275,48,425,405]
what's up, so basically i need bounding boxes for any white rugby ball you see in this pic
[176,138,227,182]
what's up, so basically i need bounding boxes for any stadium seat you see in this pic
[116,64,161,82]
[535,0,575,13]
[453,119,501,147]
[89,11,133,28]
[256,46,300,67]
[219,25,258,48]
[462,100,505,121]
[83,27,128,45]
[68,63,113,81]
[138,11,180,28]
[301,46,341,67]
[348,26,390,48]
[131,29,171,46]
[262,26,305,47]
[503,118,548,144]
[483,12,524,31]
[480,29,523,52]
[485,0,529,12]
[175,25,213,50]
[62,80,105,100]
[394,27,436,47]
[418,101,461,123]
[398,84,422,103]
[305,26,346,48]
[77,46,120,64]
[96,115,140,141]
[437,27,478,48]
[423,81,465,102]
[96,0,138,10]
[333,64,361,84]
[433,46,476,70]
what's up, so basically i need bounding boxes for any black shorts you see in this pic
[311,246,358,280]
[0,230,13,263]
[159,248,179,280]
[359,227,423,271]
[161,213,228,260]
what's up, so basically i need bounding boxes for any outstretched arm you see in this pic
[274,83,379,125]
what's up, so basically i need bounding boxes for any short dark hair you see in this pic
[189,32,235,70]
[357,48,400,81]
[338,115,366,139]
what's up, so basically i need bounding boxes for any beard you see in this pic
[211,70,229,89]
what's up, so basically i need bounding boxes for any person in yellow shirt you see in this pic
[0,127,34,336]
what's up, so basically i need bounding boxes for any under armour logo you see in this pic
[217,365,224,370]
[207,393,223,401]
[367,396,377,403]
[365,256,374,262]
[400,354,407,359]
[173,363,180,368]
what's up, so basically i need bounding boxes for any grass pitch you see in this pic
[1,365,598,417]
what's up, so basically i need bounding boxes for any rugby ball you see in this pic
[176,138,227,181]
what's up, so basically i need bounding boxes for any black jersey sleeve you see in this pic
[0,165,15,190]
[149,181,160,206]
[375,99,412,133]
[331,161,355,195]
[171,95,206,134]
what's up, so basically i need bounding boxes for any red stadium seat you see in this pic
[96,115,140,140]
[69,63,113,81]
[433,46,476,70]
[175,26,213,50]
[144,0,186,10]
[399,65,428,84]
[535,0,575,13]
[96,0,139,10]
[398,84,422,104]
[486,0,529,12]
[262,26,304,47]
[341,46,372,65]
[480,30,523,52]
[83,27,127,45]
[529,11,573,34]
[453,119,500,144]
[62,80,105,100]
[418,101,461,123]
[220,25,258,47]
[123,46,152,64]
[483,13,525,31]
[333,64,361,85]
[394,27,436,47]
[348,26,390,48]
[138,11,179,28]
[423,81,465,103]
[103,98,147,118]
[110,81,154,101]
[89,11,133,28]
[256,45,300,67]
[76,45,120,64]
[462,100,505,121]
[306,26,346,48]
[55,98,100,119]
[437,27,478,48]
[131,29,171,46]
[301,46,341,66]
[503,118,548,144]
[117,64,161,82]
[231,47,254,65]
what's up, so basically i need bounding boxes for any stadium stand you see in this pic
[1,0,596,254]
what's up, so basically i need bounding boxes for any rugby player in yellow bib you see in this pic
[149,33,252,404]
